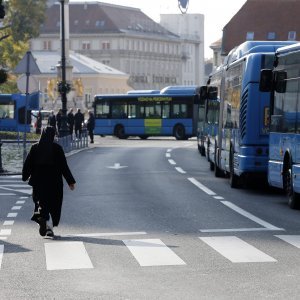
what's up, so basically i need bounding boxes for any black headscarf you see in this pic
[35,126,56,165]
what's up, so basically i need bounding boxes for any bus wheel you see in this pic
[229,149,239,188]
[139,135,149,140]
[174,124,186,140]
[284,165,300,209]
[114,125,127,139]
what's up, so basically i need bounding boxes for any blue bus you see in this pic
[259,43,300,208]
[0,92,40,132]
[93,87,201,139]
[210,41,296,188]
[197,66,223,170]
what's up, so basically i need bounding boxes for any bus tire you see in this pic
[229,148,239,188]
[283,161,300,209]
[139,135,149,140]
[114,125,127,139]
[174,124,186,140]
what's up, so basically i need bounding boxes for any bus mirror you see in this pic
[274,71,287,93]
[259,69,272,92]
[208,86,218,100]
[199,86,207,100]
[270,114,283,132]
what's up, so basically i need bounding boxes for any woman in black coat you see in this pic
[22,126,76,237]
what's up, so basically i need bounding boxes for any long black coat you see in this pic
[22,142,76,226]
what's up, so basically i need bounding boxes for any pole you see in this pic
[23,51,30,163]
[59,0,69,137]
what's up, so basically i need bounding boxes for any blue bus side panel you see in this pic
[94,119,193,136]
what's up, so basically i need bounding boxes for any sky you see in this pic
[69,0,247,58]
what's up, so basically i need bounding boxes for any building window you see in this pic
[82,41,91,50]
[246,32,254,40]
[288,31,296,40]
[267,32,276,40]
[43,40,52,50]
[102,41,110,50]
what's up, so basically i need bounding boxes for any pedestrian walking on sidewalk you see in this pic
[74,108,84,138]
[87,110,95,143]
[22,126,76,237]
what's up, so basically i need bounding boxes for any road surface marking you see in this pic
[200,227,279,233]
[123,239,186,267]
[213,196,224,200]
[188,178,216,196]
[221,201,284,231]
[66,231,147,238]
[107,163,128,169]
[167,149,172,153]
[166,153,171,158]
[168,159,176,165]
[0,229,11,236]
[11,206,22,210]
[0,184,29,188]
[0,245,3,269]
[199,236,277,263]
[16,200,25,204]
[7,213,17,218]
[0,193,15,196]
[275,235,300,248]
[3,221,14,226]
[175,167,186,174]
[45,242,93,270]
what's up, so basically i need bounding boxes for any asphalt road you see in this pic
[0,136,300,299]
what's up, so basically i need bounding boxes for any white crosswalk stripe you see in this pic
[275,235,300,248]
[0,176,32,195]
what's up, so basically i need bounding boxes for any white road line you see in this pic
[16,201,25,204]
[0,229,11,236]
[0,187,31,195]
[66,231,147,238]
[11,206,22,210]
[168,159,176,165]
[0,184,29,188]
[0,193,15,196]
[3,221,14,226]
[213,196,224,200]
[199,236,277,263]
[167,149,172,153]
[19,196,29,199]
[45,242,93,270]
[200,227,278,233]
[175,167,186,174]
[166,153,171,158]
[221,201,284,231]
[7,213,18,218]
[275,235,300,248]
[123,239,186,267]
[188,178,216,196]
[0,245,3,269]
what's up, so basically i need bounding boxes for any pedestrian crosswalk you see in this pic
[6,234,299,271]
[0,175,32,195]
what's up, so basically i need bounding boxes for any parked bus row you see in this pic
[197,40,300,209]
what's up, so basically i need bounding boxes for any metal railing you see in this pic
[57,128,88,153]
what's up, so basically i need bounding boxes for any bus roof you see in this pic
[160,85,200,95]
[127,90,160,94]
[275,42,300,56]
[225,41,297,65]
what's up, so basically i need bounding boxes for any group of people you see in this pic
[46,108,95,143]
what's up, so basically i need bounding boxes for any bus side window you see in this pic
[162,103,170,118]
[95,103,110,118]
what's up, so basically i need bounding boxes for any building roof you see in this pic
[21,51,128,76]
[40,1,178,39]
[222,0,300,55]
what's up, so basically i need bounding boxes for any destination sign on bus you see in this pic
[138,96,172,102]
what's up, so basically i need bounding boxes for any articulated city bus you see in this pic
[260,42,300,208]
[206,41,296,188]
[93,86,202,139]
[0,92,40,132]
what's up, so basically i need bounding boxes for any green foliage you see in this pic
[0,0,47,93]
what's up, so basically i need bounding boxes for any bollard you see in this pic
[0,140,5,173]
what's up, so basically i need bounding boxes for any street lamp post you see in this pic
[58,0,70,137]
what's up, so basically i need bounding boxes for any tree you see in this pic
[0,0,47,92]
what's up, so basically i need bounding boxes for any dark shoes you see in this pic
[46,226,54,237]
[38,217,47,237]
